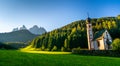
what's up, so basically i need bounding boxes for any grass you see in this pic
[21,50,72,54]
[0,50,120,66]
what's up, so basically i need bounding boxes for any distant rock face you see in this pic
[20,25,27,30]
[29,25,46,35]
[12,25,47,35]
[12,28,18,31]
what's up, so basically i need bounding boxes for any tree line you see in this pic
[27,15,120,51]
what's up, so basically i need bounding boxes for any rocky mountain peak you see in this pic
[20,25,27,30]
[29,25,46,35]
[12,25,47,35]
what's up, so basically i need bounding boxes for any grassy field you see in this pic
[0,50,120,66]
[21,50,72,54]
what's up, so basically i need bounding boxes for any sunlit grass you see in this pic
[0,50,120,66]
[21,50,72,54]
[20,45,34,50]
[20,45,71,54]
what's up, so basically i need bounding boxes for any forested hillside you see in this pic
[0,30,38,43]
[26,15,120,51]
[0,42,16,49]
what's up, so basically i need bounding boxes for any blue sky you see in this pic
[0,0,120,32]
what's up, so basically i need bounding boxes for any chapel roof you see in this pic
[93,29,106,41]
[86,17,91,23]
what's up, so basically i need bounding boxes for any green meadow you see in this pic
[0,50,120,66]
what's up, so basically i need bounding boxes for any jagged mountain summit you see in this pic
[12,25,47,35]
[12,25,27,32]
[20,25,27,30]
[12,28,19,31]
[29,25,46,35]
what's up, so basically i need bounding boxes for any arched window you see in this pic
[89,25,91,28]
[97,40,100,47]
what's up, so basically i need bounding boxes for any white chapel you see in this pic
[86,17,112,50]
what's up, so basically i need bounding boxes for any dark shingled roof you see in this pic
[86,17,91,23]
[93,29,106,41]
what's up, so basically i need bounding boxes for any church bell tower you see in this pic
[86,16,94,50]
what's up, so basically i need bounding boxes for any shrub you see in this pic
[61,47,65,51]
[51,46,57,51]
[61,47,70,52]
[72,47,81,53]
[112,38,120,51]
[72,50,120,57]
[41,46,45,51]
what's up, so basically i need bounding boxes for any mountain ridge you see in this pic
[0,30,38,43]
[12,25,47,35]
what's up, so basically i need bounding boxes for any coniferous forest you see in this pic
[26,15,120,51]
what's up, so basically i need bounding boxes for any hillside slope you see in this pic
[25,15,120,51]
[0,30,38,43]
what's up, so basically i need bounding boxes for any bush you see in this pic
[41,46,45,51]
[72,50,120,57]
[72,47,81,53]
[51,46,57,51]
[61,47,71,52]
[61,47,65,51]
[112,38,120,51]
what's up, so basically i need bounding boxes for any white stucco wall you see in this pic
[98,39,105,50]
[103,30,112,50]
[97,30,112,50]
[93,41,99,50]
[103,30,112,42]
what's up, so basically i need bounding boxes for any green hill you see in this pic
[0,30,38,49]
[25,15,120,51]
[0,30,38,43]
